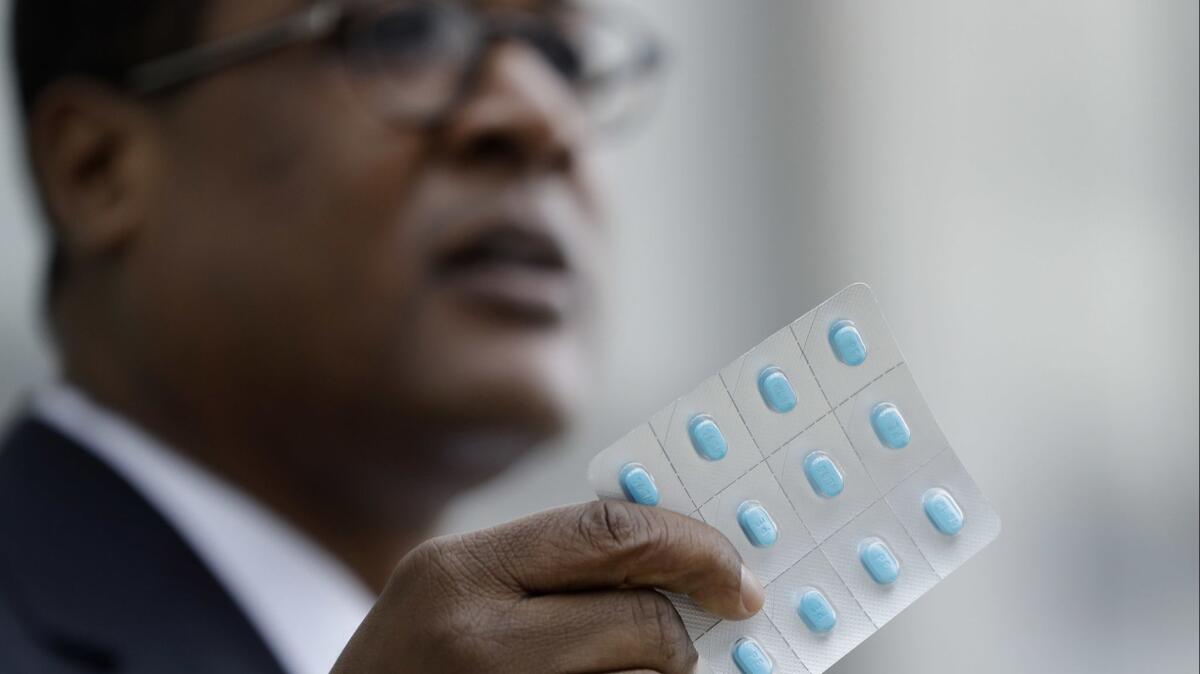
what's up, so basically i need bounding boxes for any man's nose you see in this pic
[440,42,586,176]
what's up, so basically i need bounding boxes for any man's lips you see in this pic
[438,224,568,272]
[433,223,577,323]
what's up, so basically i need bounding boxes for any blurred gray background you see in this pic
[2,1,1197,672]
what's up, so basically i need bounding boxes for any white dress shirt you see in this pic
[31,384,377,674]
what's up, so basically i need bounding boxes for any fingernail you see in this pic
[739,564,765,616]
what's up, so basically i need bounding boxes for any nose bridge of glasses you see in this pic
[477,35,578,103]
[477,10,583,88]
[344,1,660,134]
[451,40,585,166]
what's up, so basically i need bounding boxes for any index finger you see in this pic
[461,500,765,620]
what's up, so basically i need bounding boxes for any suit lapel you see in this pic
[0,418,287,674]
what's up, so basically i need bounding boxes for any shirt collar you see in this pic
[31,384,376,674]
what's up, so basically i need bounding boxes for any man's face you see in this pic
[125,0,605,489]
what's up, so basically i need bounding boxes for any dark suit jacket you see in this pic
[0,416,287,673]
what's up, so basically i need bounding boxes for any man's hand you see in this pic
[332,501,765,673]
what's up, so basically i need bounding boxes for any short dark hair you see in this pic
[10,0,209,305]
[12,1,210,111]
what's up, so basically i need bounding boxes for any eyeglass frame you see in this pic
[125,0,666,131]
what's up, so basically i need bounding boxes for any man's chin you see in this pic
[403,328,588,433]
[430,426,553,485]
[413,373,579,481]
[386,361,575,445]
[337,415,558,527]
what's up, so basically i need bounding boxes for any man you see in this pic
[0,1,765,672]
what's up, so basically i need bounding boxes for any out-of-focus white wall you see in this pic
[1,1,1196,672]
[772,3,1199,672]
[0,1,50,414]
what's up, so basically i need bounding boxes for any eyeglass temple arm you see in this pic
[127,1,344,96]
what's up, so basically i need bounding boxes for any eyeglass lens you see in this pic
[344,1,660,129]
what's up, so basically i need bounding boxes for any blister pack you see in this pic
[587,283,1000,674]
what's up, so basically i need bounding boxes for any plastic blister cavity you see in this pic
[694,613,809,674]
[650,375,761,505]
[834,364,948,493]
[857,537,901,585]
[795,283,904,407]
[699,463,816,586]
[820,500,939,627]
[587,283,1000,673]
[922,488,964,536]
[689,414,730,461]
[801,453,844,499]
[618,463,660,505]
[732,637,774,674]
[827,320,868,367]
[767,414,879,543]
[758,367,798,413]
[885,449,1002,578]
[796,589,837,633]
[719,324,829,456]
[737,500,781,548]
[587,424,695,514]
[869,403,911,449]
[763,550,875,674]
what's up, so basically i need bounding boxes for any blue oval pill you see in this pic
[798,589,838,633]
[922,487,965,536]
[829,320,868,366]
[803,451,845,498]
[618,463,660,506]
[737,501,779,548]
[870,403,911,449]
[732,637,774,674]
[688,414,728,461]
[757,366,798,413]
[859,537,901,585]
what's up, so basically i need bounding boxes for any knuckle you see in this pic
[380,538,518,670]
[384,542,499,668]
[394,535,477,595]
[579,500,653,555]
[431,535,515,593]
[406,536,456,577]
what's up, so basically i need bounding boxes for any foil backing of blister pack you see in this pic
[586,283,1001,674]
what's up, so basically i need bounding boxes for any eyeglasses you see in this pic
[126,0,666,134]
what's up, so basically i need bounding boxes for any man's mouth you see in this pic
[433,222,576,324]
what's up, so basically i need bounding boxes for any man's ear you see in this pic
[28,79,164,263]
